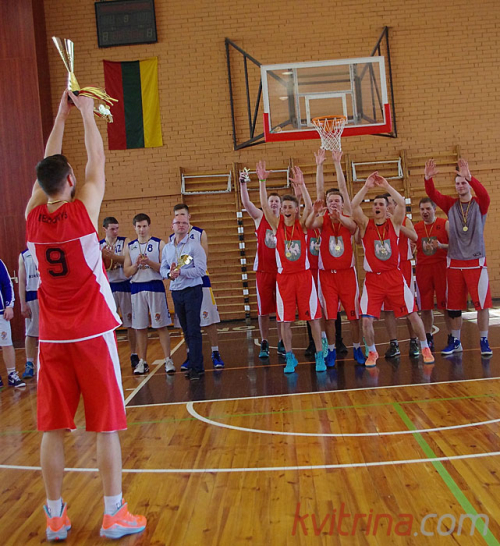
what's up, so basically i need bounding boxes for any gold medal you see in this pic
[335,245,341,252]
[463,226,468,232]
[286,251,292,258]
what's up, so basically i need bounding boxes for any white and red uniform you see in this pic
[307,228,320,289]
[275,216,321,322]
[360,219,416,319]
[254,217,278,316]
[26,200,125,433]
[414,217,448,310]
[317,213,359,320]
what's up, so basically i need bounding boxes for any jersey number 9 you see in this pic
[46,248,69,277]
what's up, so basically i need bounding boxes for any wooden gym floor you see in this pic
[1,310,500,544]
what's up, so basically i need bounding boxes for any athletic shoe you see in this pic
[409,339,420,357]
[8,371,25,388]
[353,347,366,365]
[284,353,298,374]
[384,341,400,359]
[133,359,149,375]
[44,502,71,541]
[480,337,493,356]
[304,340,315,358]
[180,357,190,371]
[321,337,328,358]
[212,351,225,368]
[185,370,203,381]
[130,354,139,370]
[100,501,146,539]
[22,361,35,379]
[426,333,435,352]
[325,349,336,368]
[315,351,326,372]
[441,337,463,355]
[422,347,435,364]
[365,351,379,368]
[277,340,286,356]
[165,358,175,373]
[259,340,270,359]
[336,339,348,356]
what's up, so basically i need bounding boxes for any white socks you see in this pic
[104,493,123,515]
[46,498,62,517]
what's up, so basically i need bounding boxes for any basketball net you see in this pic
[312,116,346,152]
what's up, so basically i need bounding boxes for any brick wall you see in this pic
[43,0,500,301]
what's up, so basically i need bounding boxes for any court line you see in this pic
[126,375,500,409]
[186,401,500,437]
[1,449,500,474]
[394,402,499,545]
[124,338,184,406]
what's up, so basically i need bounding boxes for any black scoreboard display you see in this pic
[95,0,157,48]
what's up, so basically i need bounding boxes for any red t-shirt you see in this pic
[307,228,320,270]
[276,216,308,274]
[253,216,277,273]
[319,212,355,271]
[362,219,400,273]
[414,217,448,265]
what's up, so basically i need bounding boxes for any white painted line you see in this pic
[186,402,500,437]
[126,376,500,409]
[1,449,500,473]
[124,339,184,406]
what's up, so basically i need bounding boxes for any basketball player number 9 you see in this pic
[45,247,69,277]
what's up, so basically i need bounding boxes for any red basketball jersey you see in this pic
[362,219,400,273]
[319,212,355,271]
[254,216,278,273]
[307,228,321,270]
[276,216,309,274]
[398,216,413,262]
[26,200,120,342]
[414,217,448,265]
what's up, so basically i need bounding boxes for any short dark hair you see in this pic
[325,188,344,202]
[133,213,151,225]
[268,192,280,199]
[281,194,299,206]
[173,203,189,213]
[373,194,389,204]
[103,217,119,228]
[419,197,436,208]
[35,154,71,197]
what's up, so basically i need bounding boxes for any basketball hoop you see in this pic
[311,115,346,152]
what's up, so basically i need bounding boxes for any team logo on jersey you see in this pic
[329,236,344,257]
[422,236,438,256]
[374,239,392,261]
[284,240,301,261]
[265,229,277,249]
[203,311,209,319]
[309,237,320,256]
[155,313,161,322]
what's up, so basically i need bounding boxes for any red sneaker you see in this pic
[422,347,435,364]
[100,501,147,539]
[44,502,71,541]
[365,351,379,368]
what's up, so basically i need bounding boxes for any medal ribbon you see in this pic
[460,201,472,231]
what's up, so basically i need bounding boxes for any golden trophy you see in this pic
[52,37,117,123]
[172,254,193,271]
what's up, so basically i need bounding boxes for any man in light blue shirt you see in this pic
[161,218,207,380]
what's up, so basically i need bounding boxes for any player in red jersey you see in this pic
[257,161,325,373]
[351,173,434,368]
[381,194,420,359]
[25,90,145,541]
[240,170,284,358]
[424,158,492,356]
[414,197,451,351]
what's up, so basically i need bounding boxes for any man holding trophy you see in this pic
[161,216,207,380]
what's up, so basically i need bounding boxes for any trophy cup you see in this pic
[172,254,193,271]
[52,37,117,123]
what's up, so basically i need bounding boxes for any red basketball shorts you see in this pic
[360,269,416,319]
[446,266,492,311]
[416,261,447,310]
[276,270,322,322]
[318,267,360,321]
[256,271,277,316]
[384,260,415,312]
[37,331,126,432]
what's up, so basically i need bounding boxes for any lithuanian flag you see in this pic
[103,58,163,150]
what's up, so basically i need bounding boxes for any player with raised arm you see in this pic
[414,197,451,351]
[239,172,284,358]
[100,217,137,369]
[123,214,173,375]
[424,158,492,355]
[305,150,365,367]
[257,161,325,374]
[351,172,435,368]
[25,89,145,541]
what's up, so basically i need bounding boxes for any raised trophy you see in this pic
[172,254,193,271]
[52,37,117,123]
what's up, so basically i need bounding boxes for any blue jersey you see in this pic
[0,259,14,315]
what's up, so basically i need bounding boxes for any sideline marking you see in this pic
[124,339,184,406]
[186,401,500,437]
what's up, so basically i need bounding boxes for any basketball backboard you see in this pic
[261,56,392,143]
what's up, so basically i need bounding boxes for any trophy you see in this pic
[172,254,193,271]
[52,37,117,123]
[240,168,251,184]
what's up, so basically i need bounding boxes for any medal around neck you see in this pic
[52,37,117,123]
[173,254,193,271]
